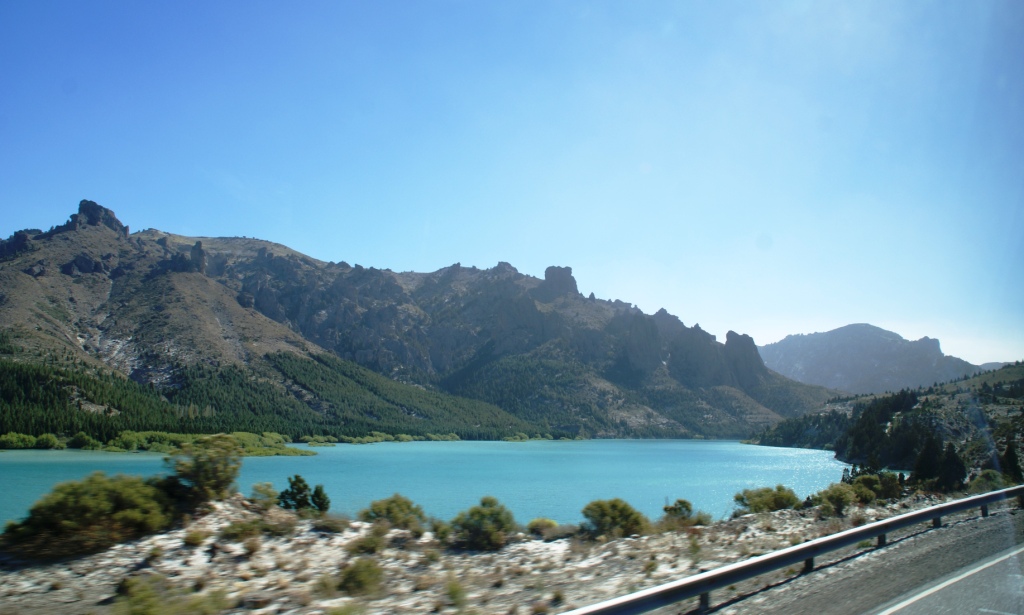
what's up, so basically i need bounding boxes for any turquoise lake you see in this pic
[0,440,846,526]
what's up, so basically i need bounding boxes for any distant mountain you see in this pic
[758,323,999,394]
[0,200,833,440]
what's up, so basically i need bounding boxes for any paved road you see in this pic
[709,505,1024,615]
[870,544,1024,615]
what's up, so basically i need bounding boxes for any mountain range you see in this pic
[758,324,1005,395]
[0,200,836,440]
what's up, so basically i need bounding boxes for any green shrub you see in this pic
[541,523,579,541]
[167,434,242,504]
[183,530,209,547]
[451,496,517,550]
[877,472,902,499]
[347,522,390,554]
[429,517,452,543]
[0,432,36,449]
[445,574,466,608]
[850,472,900,501]
[658,498,713,531]
[733,485,800,515]
[853,474,880,493]
[112,573,229,615]
[312,514,350,533]
[110,431,146,451]
[663,499,693,520]
[221,516,296,541]
[851,481,876,505]
[817,483,856,517]
[33,433,65,449]
[69,431,103,450]
[251,482,279,511]
[2,472,172,558]
[338,557,383,596]
[581,498,649,538]
[522,520,580,541]
[969,469,1008,494]
[527,518,559,537]
[360,494,426,533]
[220,519,264,541]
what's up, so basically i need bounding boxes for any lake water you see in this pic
[0,440,846,526]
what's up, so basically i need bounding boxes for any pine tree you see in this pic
[311,484,331,513]
[912,435,942,483]
[278,475,312,510]
[936,443,967,492]
[1001,441,1023,484]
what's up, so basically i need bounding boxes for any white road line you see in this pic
[875,545,1024,615]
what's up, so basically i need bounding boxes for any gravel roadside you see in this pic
[0,494,1019,615]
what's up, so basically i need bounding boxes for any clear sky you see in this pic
[1,1,1021,365]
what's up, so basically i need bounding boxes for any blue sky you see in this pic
[2,1,1021,364]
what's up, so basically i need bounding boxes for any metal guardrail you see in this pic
[564,484,1024,615]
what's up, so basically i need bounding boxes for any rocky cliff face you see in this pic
[758,323,985,394]
[0,201,834,438]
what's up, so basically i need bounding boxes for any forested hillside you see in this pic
[0,352,534,442]
[756,363,1024,476]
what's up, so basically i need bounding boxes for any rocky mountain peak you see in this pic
[532,265,579,302]
[491,261,520,276]
[725,330,769,387]
[73,200,129,236]
[913,336,942,354]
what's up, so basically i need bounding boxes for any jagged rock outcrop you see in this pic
[725,331,769,389]
[43,200,130,238]
[190,241,208,274]
[531,265,580,302]
[0,231,35,260]
[22,261,46,278]
[75,199,129,236]
[652,308,687,339]
[666,325,736,388]
[60,253,108,276]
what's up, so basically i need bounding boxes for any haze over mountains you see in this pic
[758,324,1005,395]
[0,201,837,439]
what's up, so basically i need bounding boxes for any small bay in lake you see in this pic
[0,440,846,526]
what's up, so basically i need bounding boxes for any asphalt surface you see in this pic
[870,544,1024,615]
[704,504,1024,615]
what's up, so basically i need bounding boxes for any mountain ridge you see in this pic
[758,323,1003,395]
[0,200,835,439]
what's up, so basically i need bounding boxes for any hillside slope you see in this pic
[758,323,994,395]
[0,201,834,438]
[755,363,1024,474]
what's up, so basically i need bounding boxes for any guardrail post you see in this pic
[981,504,989,517]
[932,516,942,528]
[698,592,710,614]
[877,533,886,547]
[803,557,814,574]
